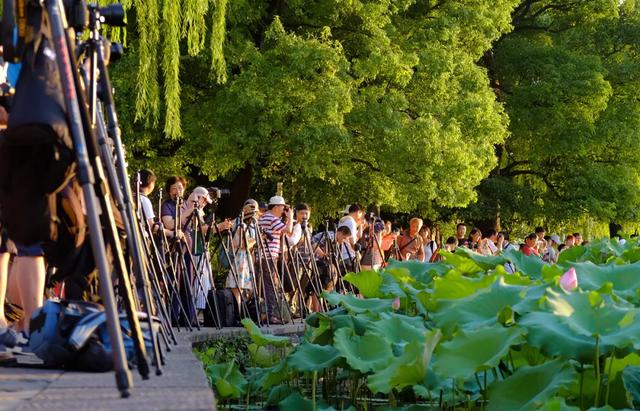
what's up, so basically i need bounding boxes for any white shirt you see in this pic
[424,240,437,262]
[140,195,155,222]
[287,223,302,247]
[338,215,358,260]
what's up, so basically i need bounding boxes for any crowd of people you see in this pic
[443,224,588,264]
[0,164,598,360]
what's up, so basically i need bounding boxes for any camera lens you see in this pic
[99,4,126,27]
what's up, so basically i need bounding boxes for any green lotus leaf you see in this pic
[378,272,409,299]
[620,247,640,263]
[401,283,431,315]
[323,292,392,314]
[454,246,509,270]
[241,318,290,347]
[486,358,577,411]
[432,325,526,380]
[333,327,393,373]
[432,277,541,334]
[306,309,339,328]
[366,312,427,346]
[266,384,295,406]
[306,313,333,345]
[385,259,448,283]
[542,264,565,282]
[248,343,275,367]
[287,342,341,372]
[383,267,419,285]
[331,314,372,335]
[430,271,497,305]
[206,361,247,399]
[598,353,640,409]
[519,311,596,363]
[368,329,441,394]
[344,270,383,298]
[557,245,587,263]
[502,248,547,279]
[278,392,339,410]
[255,360,290,391]
[543,289,640,352]
[537,397,580,411]
[438,250,485,274]
[561,261,640,301]
[623,366,640,409]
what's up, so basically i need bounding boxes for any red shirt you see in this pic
[521,244,540,257]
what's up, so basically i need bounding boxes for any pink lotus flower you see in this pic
[560,267,578,292]
[392,297,401,310]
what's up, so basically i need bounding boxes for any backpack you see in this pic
[29,299,158,371]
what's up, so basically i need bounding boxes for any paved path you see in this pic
[0,324,304,411]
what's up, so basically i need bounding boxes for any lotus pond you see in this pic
[196,238,640,410]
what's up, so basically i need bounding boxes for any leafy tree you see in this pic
[115,0,518,216]
[464,0,640,231]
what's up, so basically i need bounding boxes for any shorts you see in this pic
[4,237,44,257]
[0,125,72,247]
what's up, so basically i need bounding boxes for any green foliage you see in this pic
[466,0,640,226]
[113,0,523,216]
[196,239,640,409]
[241,317,291,347]
[432,325,526,380]
[486,359,578,411]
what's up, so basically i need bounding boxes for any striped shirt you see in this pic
[258,212,286,259]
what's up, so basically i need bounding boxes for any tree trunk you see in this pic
[609,222,623,238]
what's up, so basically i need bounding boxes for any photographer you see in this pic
[185,186,230,312]
[226,199,258,313]
[0,4,75,348]
[137,169,157,230]
[337,204,364,272]
[309,224,352,309]
[359,215,385,271]
[257,195,293,324]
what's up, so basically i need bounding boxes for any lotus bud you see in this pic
[560,267,578,292]
[392,297,401,310]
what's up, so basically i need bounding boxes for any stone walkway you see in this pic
[0,323,304,411]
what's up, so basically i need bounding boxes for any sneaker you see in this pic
[0,327,18,348]
[9,332,34,356]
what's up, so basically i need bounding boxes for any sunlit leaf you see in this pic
[241,318,290,347]
[287,342,341,372]
[487,359,577,411]
[432,325,526,380]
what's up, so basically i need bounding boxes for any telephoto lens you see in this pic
[99,3,126,27]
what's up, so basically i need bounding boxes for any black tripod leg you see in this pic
[95,110,161,376]
[46,0,132,395]
[178,249,199,330]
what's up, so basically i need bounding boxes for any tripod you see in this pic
[81,8,164,375]
[296,225,328,313]
[42,0,136,396]
[252,218,293,325]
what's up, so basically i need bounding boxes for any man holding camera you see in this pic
[257,195,293,324]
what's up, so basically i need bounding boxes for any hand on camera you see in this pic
[218,219,232,231]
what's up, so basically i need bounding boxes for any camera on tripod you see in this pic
[207,187,230,201]
[64,0,126,32]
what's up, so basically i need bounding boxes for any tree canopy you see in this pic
[110,0,640,228]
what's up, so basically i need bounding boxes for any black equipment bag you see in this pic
[204,288,238,327]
